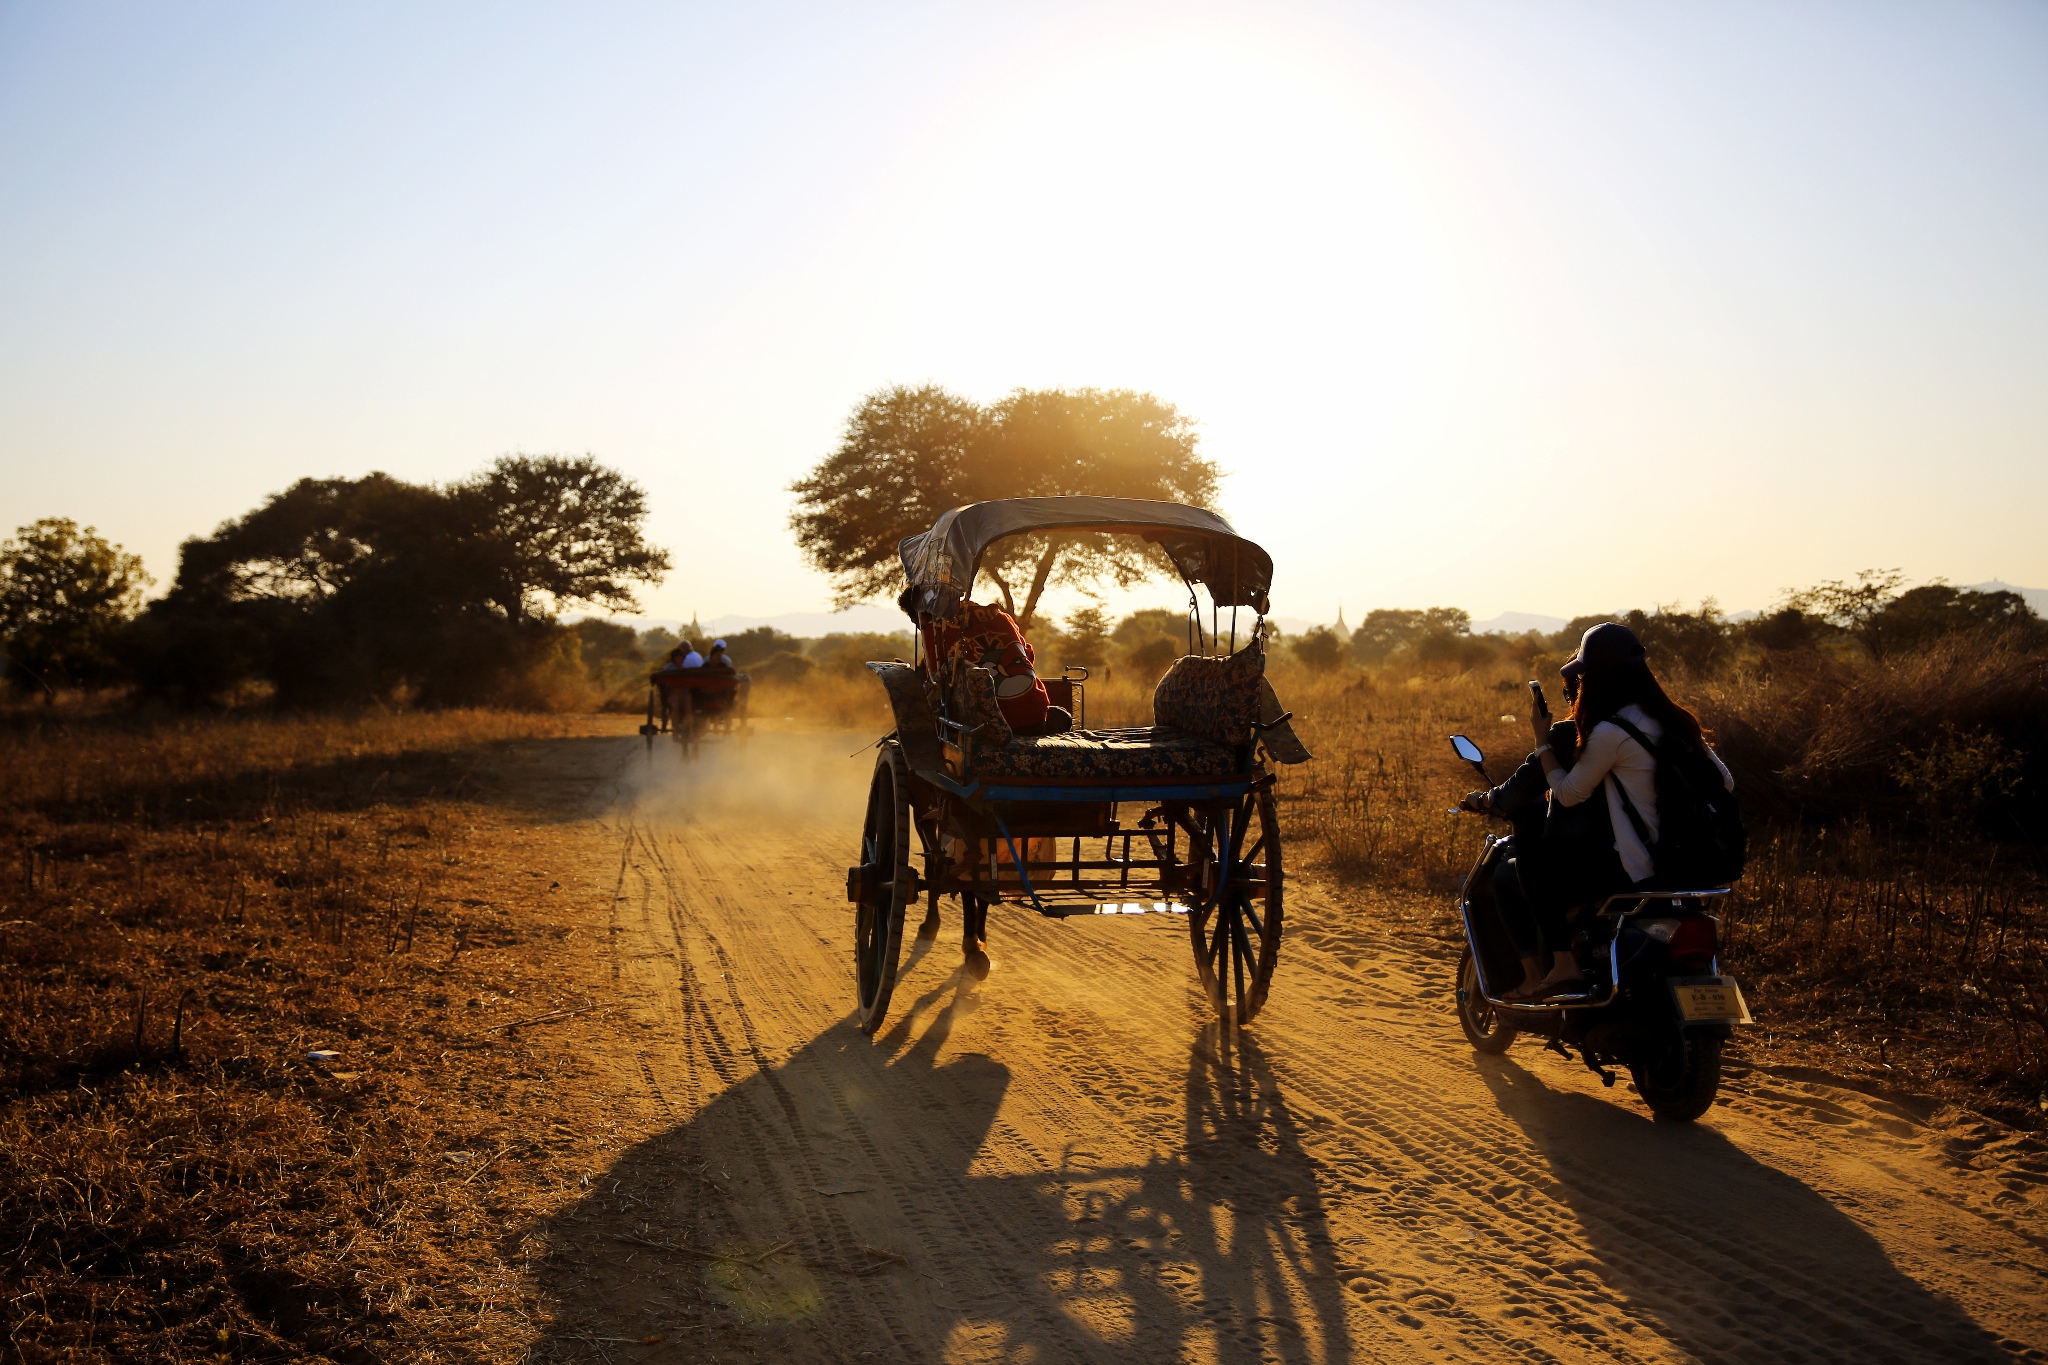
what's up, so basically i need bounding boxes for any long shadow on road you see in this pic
[529,972,1349,1363]
[1476,1056,2020,1361]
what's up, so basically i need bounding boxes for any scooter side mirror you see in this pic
[1450,733,1491,785]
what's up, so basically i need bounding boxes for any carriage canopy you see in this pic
[896,496,1273,621]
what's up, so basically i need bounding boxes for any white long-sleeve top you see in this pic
[1545,703,1736,883]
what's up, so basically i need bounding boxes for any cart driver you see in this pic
[702,640,736,673]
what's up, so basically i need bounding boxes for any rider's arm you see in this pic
[1540,722,1626,806]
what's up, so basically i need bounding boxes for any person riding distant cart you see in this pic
[660,640,704,671]
[642,639,748,760]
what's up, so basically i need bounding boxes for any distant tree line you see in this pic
[1,456,670,707]
[1276,576,2041,678]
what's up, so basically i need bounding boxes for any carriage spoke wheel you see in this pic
[1188,788,1283,1027]
[852,744,913,1034]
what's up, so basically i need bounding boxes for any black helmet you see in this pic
[1560,622,1647,681]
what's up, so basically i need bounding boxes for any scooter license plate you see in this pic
[1670,976,1752,1024]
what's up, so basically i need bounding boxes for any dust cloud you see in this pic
[619,729,875,829]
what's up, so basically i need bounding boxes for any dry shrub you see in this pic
[1273,665,1524,955]
[1695,628,2048,828]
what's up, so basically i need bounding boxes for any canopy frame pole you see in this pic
[1228,542,1239,655]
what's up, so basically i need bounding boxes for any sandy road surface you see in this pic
[526,732,2047,1363]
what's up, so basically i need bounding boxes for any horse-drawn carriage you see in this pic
[848,496,1311,1033]
[640,666,750,761]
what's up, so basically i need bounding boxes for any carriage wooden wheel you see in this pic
[849,743,914,1033]
[1186,787,1284,1026]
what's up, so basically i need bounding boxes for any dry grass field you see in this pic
[0,709,644,1360]
[2,659,2043,1358]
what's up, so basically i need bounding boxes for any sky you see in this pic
[2,0,2044,627]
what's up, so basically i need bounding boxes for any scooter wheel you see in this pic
[1632,1034,1722,1122]
[1456,948,1516,1054]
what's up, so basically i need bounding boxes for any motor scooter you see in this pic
[1447,732,1751,1121]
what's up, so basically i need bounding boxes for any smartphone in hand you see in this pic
[1528,679,1550,721]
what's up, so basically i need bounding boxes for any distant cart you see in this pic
[849,495,1311,1034]
[641,669,750,761]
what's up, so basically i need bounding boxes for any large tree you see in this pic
[0,518,151,694]
[787,385,987,606]
[456,455,672,623]
[174,457,668,623]
[134,456,669,705]
[790,385,1221,627]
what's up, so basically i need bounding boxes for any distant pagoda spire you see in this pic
[1332,603,1351,644]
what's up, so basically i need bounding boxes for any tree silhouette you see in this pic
[130,457,667,705]
[0,518,151,695]
[791,385,1221,627]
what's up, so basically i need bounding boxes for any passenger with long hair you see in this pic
[1491,622,1734,999]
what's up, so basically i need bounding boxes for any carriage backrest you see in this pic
[1152,641,1265,748]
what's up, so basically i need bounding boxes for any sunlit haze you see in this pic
[3,2,2044,626]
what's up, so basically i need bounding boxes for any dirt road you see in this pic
[526,732,2047,1363]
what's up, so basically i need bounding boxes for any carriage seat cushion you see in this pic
[974,725,1241,782]
[1152,641,1265,748]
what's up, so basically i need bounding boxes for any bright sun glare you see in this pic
[2,4,2044,622]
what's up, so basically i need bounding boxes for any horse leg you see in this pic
[963,894,991,981]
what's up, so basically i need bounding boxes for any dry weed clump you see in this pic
[0,709,631,1361]
[1719,825,2048,1122]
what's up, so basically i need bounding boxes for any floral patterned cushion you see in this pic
[1152,642,1265,748]
[951,666,1013,742]
[973,726,1241,781]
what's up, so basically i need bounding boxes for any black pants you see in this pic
[1493,836,1632,958]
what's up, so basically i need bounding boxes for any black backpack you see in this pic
[1608,717,1747,888]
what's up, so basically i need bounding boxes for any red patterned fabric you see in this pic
[923,601,1049,731]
